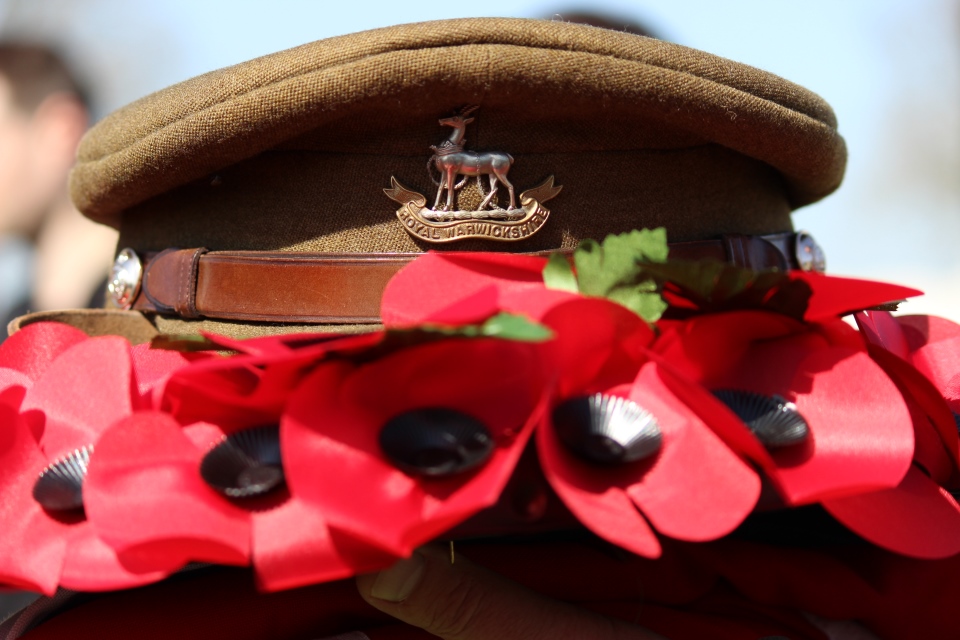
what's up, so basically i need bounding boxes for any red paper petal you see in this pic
[652,358,775,473]
[389,280,572,331]
[497,288,582,323]
[897,315,960,342]
[0,395,68,594]
[84,413,251,570]
[650,313,810,484]
[180,422,226,449]
[540,298,653,397]
[823,466,960,559]
[772,349,914,504]
[252,499,396,592]
[0,384,157,594]
[796,272,922,322]
[536,399,661,558]
[58,524,170,592]
[898,315,960,404]
[23,336,134,459]
[653,311,806,387]
[907,402,955,486]
[203,329,381,359]
[866,345,960,470]
[404,392,546,550]
[163,332,383,429]
[282,361,421,556]
[164,364,281,428]
[813,317,867,352]
[0,322,88,381]
[623,364,760,541]
[855,311,911,360]
[0,367,32,395]
[901,313,960,346]
[129,344,207,409]
[0,504,66,595]
[381,252,553,326]
[313,339,541,443]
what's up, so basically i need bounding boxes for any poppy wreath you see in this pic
[4,228,960,595]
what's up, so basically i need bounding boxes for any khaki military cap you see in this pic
[17,17,844,339]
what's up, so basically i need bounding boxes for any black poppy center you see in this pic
[33,446,92,513]
[200,425,285,499]
[379,408,494,477]
[713,389,810,449]
[552,394,662,466]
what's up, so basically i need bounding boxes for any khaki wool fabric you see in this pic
[8,309,371,343]
[28,17,847,340]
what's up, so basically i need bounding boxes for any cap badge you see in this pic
[385,106,561,243]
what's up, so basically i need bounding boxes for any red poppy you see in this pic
[83,407,396,593]
[816,311,960,559]
[652,311,915,507]
[0,322,200,593]
[282,337,546,558]
[533,299,760,558]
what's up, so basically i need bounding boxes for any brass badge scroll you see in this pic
[385,106,561,244]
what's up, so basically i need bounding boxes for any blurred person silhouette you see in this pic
[0,43,117,336]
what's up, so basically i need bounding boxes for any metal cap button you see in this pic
[794,231,826,272]
[107,248,143,309]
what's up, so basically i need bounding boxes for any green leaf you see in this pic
[542,252,579,292]
[571,229,670,323]
[606,282,669,321]
[573,229,668,295]
[479,312,554,341]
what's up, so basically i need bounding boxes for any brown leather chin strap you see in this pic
[128,232,810,324]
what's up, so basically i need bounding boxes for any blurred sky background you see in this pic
[0,0,957,319]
